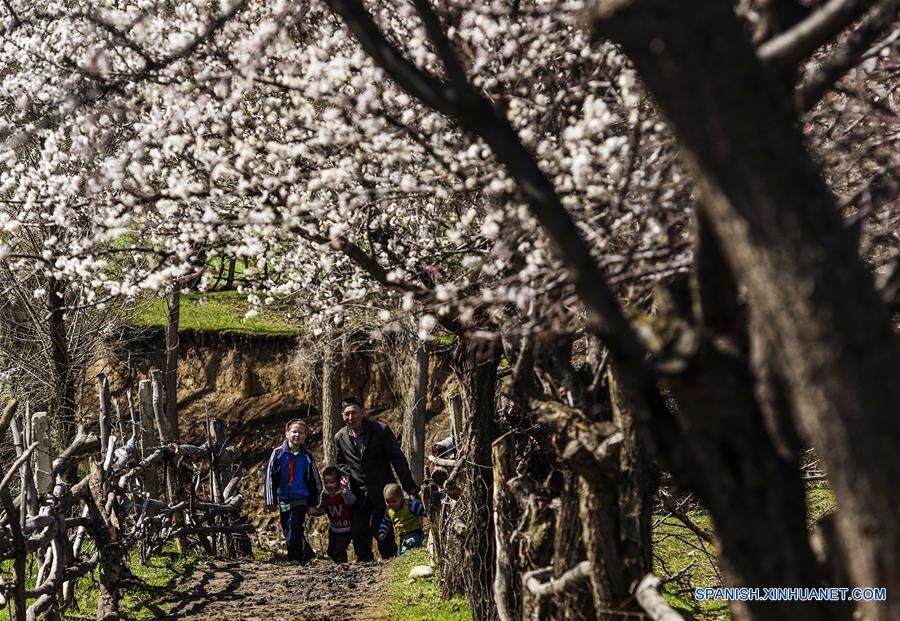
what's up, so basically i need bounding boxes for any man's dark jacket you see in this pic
[335,418,417,509]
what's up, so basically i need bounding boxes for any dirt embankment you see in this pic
[100,330,453,519]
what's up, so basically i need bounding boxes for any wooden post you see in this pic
[151,369,183,552]
[137,380,159,500]
[206,411,229,554]
[448,392,463,448]
[10,415,39,517]
[31,412,53,495]
[492,432,517,621]
[0,489,27,621]
[150,369,177,446]
[321,343,342,466]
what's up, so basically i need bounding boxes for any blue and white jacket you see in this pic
[263,442,322,508]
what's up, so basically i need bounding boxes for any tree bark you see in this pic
[151,368,183,552]
[550,472,595,621]
[451,336,501,621]
[591,3,900,618]
[47,274,76,447]
[321,342,342,466]
[492,432,517,621]
[137,379,159,500]
[402,343,429,484]
[164,289,181,444]
[569,366,653,620]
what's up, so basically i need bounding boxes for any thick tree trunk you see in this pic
[550,472,595,621]
[321,343,342,466]
[451,336,501,621]
[650,217,842,620]
[591,3,900,618]
[571,366,654,620]
[402,343,428,484]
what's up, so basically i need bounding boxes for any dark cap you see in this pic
[340,396,362,409]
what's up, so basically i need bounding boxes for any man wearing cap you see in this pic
[335,396,419,561]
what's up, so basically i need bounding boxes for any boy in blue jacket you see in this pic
[264,419,322,563]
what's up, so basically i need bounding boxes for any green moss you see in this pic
[805,482,837,526]
[430,333,456,346]
[132,291,299,337]
[386,548,470,621]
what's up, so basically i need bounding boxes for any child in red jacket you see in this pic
[310,466,356,563]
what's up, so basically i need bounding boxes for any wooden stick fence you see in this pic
[0,372,254,621]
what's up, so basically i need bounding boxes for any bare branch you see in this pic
[797,0,900,111]
[634,574,685,621]
[524,561,591,598]
[759,0,879,71]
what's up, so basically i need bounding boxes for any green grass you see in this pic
[2,547,200,620]
[653,509,729,620]
[65,550,201,620]
[652,483,839,621]
[132,291,299,337]
[386,548,470,621]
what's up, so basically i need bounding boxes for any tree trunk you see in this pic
[650,221,840,620]
[225,258,236,289]
[450,336,501,621]
[164,289,181,444]
[550,472,595,621]
[47,274,76,447]
[492,432,517,621]
[403,343,429,484]
[591,3,900,618]
[568,366,653,620]
[321,342,342,466]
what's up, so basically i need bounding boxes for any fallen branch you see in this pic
[634,574,685,621]
[524,561,591,599]
[659,491,716,545]
[0,442,39,494]
[427,455,460,468]
[51,431,100,478]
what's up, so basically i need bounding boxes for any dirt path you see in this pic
[162,559,390,620]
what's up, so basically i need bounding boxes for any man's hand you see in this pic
[306,506,318,515]
[264,505,276,513]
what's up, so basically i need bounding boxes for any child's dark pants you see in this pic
[327,530,352,563]
[350,498,397,561]
[279,505,313,562]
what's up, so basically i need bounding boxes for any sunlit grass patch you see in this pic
[132,291,299,337]
[386,547,469,621]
